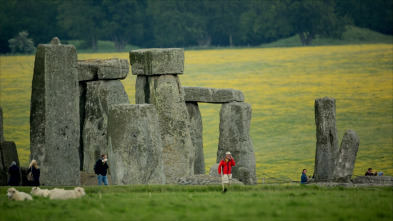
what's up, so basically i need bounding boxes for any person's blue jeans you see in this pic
[97,174,108,185]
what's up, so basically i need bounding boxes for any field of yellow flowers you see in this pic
[0,44,392,182]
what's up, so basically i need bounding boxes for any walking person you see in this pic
[301,169,308,184]
[94,154,109,185]
[28,160,40,186]
[218,151,235,193]
[8,161,20,186]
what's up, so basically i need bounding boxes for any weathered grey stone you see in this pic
[183,87,245,103]
[314,97,338,182]
[83,80,129,173]
[333,130,360,182]
[107,104,165,185]
[30,37,80,186]
[0,141,21,185]
[136,74,194,182]
[209,164,220,177]
[0,107,4,142]
[135,76,148,104]
[186,102,204,174]
[77,58,129,81]
[176,174,243,185]
[217,102,257,185]
[353,176,393,186]
[130,48,184,76]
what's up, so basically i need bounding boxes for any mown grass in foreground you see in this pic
[0,185,392,221]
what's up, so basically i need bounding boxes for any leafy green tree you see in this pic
[58,0,105,51]
[102,0,146,51]
[280,0,349,45]
[8,31,35,54]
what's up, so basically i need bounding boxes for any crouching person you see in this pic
[218,151,235,193]
[94,154,109,185]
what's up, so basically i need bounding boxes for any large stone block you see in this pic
[135,74,194,182]
[186,102,204,174]
[353,176,393,186]
[183,87,245,103]
[217,102,257,185]
[77,58,129,81]
[314,97,339,182]
[130,48,184,75]
[333,130,360,182]
[209,164,220,177]
[0,107,4,142]
[83,80,129,173]
[107,104,165,185]
[0,141,21,185]
[30,37,80,186]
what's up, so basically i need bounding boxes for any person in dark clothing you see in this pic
[28,160,40,186]
[94,154,109,185]
[301,169,308,184]
[365,168,377,176]
[8,161,20,186]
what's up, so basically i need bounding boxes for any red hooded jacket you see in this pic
[218,158,235,175]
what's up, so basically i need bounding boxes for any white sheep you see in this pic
[30,187,64,197]
[7,188,33,201]
[49,187,85,200]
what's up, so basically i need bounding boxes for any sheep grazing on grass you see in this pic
[7,188,33,201]
[49,187,86,200]
[30,187,64,197]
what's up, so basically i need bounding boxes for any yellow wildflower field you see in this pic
[0,44,392,182]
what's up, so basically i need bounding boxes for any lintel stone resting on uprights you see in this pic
[130,48,195,183]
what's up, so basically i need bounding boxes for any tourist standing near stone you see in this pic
[218,152,236,193]
[94,154,109,185]
[301,169,308,184]
[8,161,20,186]
[28,160,40,186]
[365,168,377,176]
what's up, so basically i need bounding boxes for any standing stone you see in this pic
[0,107,4,142]
[83,80,129,173]
[333,130,360,182]
[314,97,339,182]
[131,49,194,183]
[135,75,194,182]
[186,102,204,174]
[30,37,80,186]
[107,104,165,185]
[217,102,257,185]
[0,141,21,185]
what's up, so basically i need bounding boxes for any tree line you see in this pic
[0,0,392,53]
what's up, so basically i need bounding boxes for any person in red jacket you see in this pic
[218,151,235,193]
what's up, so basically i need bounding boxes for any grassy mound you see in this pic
[261,26,393,47]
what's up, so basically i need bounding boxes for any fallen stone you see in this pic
[176,174,243,185]
[83,80,129,173]
[353,176,393,186]
[107,104,165,185]
[186,102,204,174]
[314,97,338,182]
[77,58,129,81]
[217,102,257,185]
[130,48,184,75]
[135,74,195,182]
[183,87,245,103]
[333,130,360,182]
[30,37,80,186]
[209,164,220,177]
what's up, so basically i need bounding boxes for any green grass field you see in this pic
[0,44,392,182]
[0,185,392,221]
